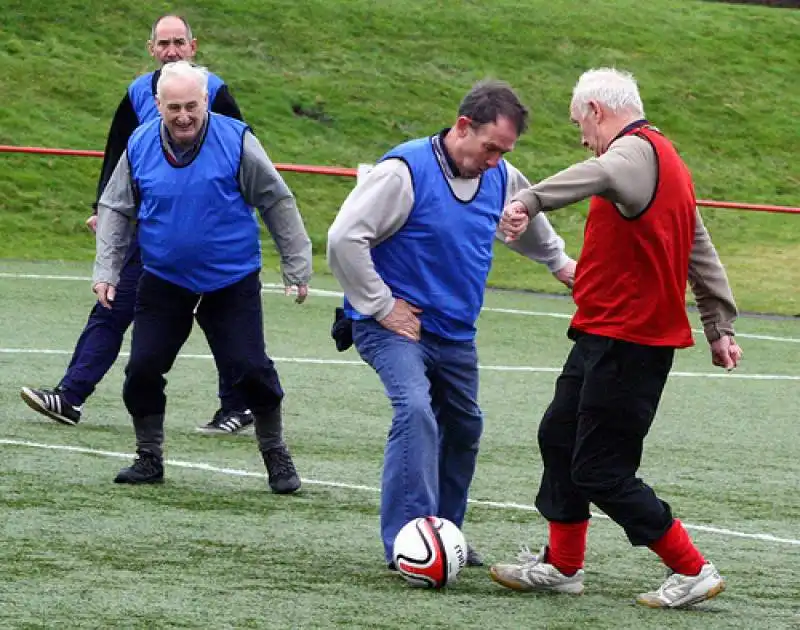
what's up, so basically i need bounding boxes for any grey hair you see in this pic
[150,14,193,41]
[571,68,645,118]
[156,61,208,99]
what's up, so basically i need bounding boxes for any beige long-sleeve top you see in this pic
[327,150,574,321]
[512,134,738,342]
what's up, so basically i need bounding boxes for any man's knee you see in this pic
[569,459,622,500]
[238,362,284,411]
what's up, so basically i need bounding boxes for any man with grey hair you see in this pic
[94,61,312,493]
[327,79,575,572]
[490,68,741,608]
[20,14,253,435]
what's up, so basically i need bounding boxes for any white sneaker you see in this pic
[637,562,726,608]
[489,546,585,594]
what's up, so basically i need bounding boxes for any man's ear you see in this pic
[588,100,603,122]
[454,115,473,137]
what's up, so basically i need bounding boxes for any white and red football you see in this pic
[392,516,468,588]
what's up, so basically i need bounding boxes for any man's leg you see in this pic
[570,335,724,607]
[429,339,481,525]
[116,271,196,484]
[352,319,437,564]
[194,271,298,493]
[490,342,589,594]
[20,241,142,425]
[195,315,253,434]
[429,337,485,567]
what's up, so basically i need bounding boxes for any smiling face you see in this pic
[156,73,208,146]
[451,115,519,178]
[148,16,197,66]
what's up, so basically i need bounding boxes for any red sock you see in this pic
[649,519,705,576]
[547,520,589,576]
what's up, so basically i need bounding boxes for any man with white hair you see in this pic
[20,14,253,434]
[489,68,742,608]
[93,61,312,493]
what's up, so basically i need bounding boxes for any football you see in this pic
[392,516,468,588]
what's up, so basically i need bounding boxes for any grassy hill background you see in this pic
[1,0,798,314]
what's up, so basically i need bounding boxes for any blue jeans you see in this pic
[352,319,483,562]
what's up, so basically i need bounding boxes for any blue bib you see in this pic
[127,113,260,293]
[127,70,225,124]
[345,137,507,341]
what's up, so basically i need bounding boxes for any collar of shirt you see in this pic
[431,128,462,179]
[160,115,209,165]
[609,118,651,146]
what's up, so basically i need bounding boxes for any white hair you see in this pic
[571,68,645,118]
[156,60,208,100]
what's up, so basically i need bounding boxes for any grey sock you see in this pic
[133,414,165,460]
[255,406,285,451]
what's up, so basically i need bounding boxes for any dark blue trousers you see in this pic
[535,331,675,546]
[352,319,483,563]
[58,237,244,412]
[123,270,283,419]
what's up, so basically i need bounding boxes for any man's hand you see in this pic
[86,215,98,233]
[378,298,422,341]
[553,259,577,290]
[285,284,309,304]
[499,201,530,242]
[710,335,743,370]
[93,282,116,309]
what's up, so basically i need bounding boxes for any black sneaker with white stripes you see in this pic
[196,409,254,434]
[20,386,82,426]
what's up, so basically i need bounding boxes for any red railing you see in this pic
[1,144,798,214]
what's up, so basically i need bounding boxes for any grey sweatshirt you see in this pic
[94,122,312,289]
[511,134,738,342]
[327,146,573,321]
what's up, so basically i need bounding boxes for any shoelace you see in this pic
[265,449,295,477]
[516,545,542,565]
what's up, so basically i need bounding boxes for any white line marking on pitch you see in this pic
[1,438,797,547]
[1,348,797,380]
[1,271,798,343]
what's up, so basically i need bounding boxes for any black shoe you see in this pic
[114,452,164,484]
[20,386,82,426]
[196,408,254,434]
[466,545,484,567]
[261,445,301,494]
[387,561,398,572]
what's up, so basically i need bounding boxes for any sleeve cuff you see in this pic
[703,322,735,343]
[511,189,542,216]
[373,296,396,322]
[548,253,573,274]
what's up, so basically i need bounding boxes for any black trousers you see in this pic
[123,270,283,419]
[535,331,675,546]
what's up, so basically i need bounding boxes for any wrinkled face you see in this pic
[454,115,518,178]
[148,17,197,65]
[157,75,208,146]
[570,100,604,157]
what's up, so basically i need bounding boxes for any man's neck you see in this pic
[603,115,647,151]
[440,128,463,178]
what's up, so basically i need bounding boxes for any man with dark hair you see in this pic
[327,79,575,571]
[20,15,253,434]
[94,61,311,491]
